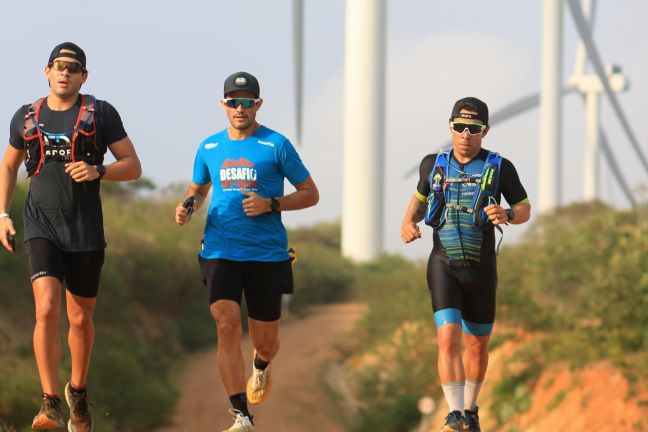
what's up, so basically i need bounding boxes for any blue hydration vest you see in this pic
[424,148,503,230]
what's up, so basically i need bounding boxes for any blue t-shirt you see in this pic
[192,125,310,261]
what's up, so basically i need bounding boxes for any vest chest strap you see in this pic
[445,203,475,213]
[445,175,482,185]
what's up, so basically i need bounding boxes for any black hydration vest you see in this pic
[23,94,103,177]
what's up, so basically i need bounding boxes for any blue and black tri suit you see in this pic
[415,148,529,335]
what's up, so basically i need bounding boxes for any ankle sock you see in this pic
[229,393,252,422]
[69,384,87,395]
[254,353,270,371]
[464,379,482,411]
[441,381,465,413]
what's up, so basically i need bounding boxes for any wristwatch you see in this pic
[95,164,106,179]
[270,197,281,212]
[505,208,516,222]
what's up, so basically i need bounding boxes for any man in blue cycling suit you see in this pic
[401,97,531,432]
[175,71,319,432]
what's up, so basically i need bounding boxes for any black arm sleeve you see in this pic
[96,100,127,147]
[416,154,437,197]
[499,157,528,206]
[8,105,30,149]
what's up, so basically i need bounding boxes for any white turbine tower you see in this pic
[292,0,387,262]
[538,0,564,213]
[340,0,387,261]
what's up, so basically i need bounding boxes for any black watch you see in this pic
[95,164,106,179]
[505,208,515,222]
[270,197,281,212]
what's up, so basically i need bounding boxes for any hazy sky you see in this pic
[1,1,646,258]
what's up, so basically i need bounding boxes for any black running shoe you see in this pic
[64,383,94,432]
[464,406,481,432]
[440,410,464,432]
[32,393,65,430]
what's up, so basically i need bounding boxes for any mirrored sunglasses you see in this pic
[49,60,85,74]
[222,98,259,109]
[450,122,487,135]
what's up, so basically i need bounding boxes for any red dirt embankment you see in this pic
[425,333,648,431]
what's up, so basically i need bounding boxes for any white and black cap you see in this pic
[223,71,260,98]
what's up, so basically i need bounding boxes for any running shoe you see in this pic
[222,408,254,432]
[440,410,465,432]
[246,352,272,405]
[64,383,93,432]
[464,407,481,432]
[32,393,65,430]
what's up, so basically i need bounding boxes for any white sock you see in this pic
[441,381,464,413]
[464,379,483,411]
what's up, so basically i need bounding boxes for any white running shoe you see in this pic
[222,408,254,432]
[246,352,272,405]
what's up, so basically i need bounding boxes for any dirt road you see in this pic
[156,303,366,432]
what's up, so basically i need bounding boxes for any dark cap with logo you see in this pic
[450,97,489,125]
[224,71,260,98]
[48,42,87,70]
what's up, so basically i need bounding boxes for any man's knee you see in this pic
[68,309,94,330]
[437,328,462,356]
[215,317,243,345]
[35,300,60,326]
[254,338,279,360]
[463,335,489,356]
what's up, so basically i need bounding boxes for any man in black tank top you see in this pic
[0,42,142,431]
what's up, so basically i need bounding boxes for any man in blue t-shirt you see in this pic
[175,71,319,432]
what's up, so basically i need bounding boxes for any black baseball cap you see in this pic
[224,71,260,98]
[450,97,489,125]
[48,42,87,70]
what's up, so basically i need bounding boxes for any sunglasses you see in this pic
[450,122,487,135]
[49,60,85,74]
[222,98,260,109]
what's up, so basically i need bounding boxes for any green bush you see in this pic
[498,202,648,367]
[88,332,177,432]
[289,242,356,312]
[354,255,430,348]
[347,255,436,431]
[352,393,421,432]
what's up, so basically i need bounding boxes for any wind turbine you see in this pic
[565,0,646,206]
[404,0,646,211]
[569,0,629,201]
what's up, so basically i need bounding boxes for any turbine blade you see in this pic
[566,0,648,173]
[599,128,636,207]
[573,0,597,77]
[293,0,304,146]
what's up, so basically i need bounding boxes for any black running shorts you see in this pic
[198,258,293,322]
[25,238,105,298]
[426,252,497,325]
